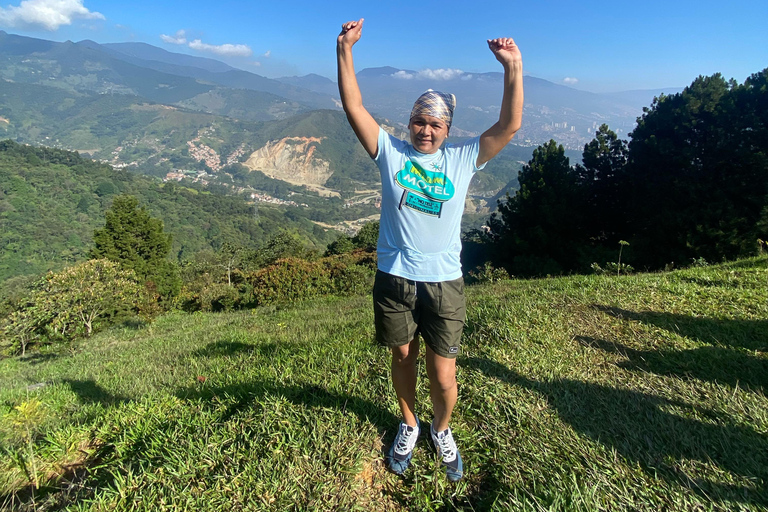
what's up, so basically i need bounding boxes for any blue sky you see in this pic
[1,0,766,92]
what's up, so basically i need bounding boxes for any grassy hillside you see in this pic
[1,258,766,511]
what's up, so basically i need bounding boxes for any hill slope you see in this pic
[1,258,766,510]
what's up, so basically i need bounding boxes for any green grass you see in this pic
[1,258,767,511]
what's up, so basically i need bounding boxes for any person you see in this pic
[336,18,523,482]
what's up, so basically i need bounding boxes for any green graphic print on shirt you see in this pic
[395,160,455,217]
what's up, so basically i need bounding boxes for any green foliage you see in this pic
[253,231,318,268]
[324,234,355,256]
[352,221,379,251]
[323,250,377,296]
[90,195,181,301]
[175,247,254,313]
[1,260,144,355]
[489,68,768,276]
[466,262,511,284]
[626,69,768,267]
[249,258,333,306]
[248,250,377,307]
[176,279,244,313]
[177,244,376,311]
[489,140,584,275]
[575,124,629,245]
[0,140,335,285]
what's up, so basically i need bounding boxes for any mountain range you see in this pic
[0,29,678,218]
[0,30,680,148]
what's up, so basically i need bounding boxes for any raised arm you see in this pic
[337,19,379,158]
[477,37,524,167]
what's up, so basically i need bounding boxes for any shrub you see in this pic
[467,262,511,284]
[322,251,377,295]
[325,235,355,256]
[690,257,710,268]
[352,221,379,251]
[176,280,244,312]
[249,258,333,306]
[1,260,146,355]
[591,262,635,276]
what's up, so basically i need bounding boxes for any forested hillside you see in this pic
[0,141,338,285]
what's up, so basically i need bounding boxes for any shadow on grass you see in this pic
[592,305,768,352]
[61,379,128,405]
[577,335,768,391]
[190,339,255,358]
[31,340,403,511]
[190,339,298,360]
[19,352,60,366]
[462,356,768,507]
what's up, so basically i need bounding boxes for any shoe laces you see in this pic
[434,428,458,463]
[394,423,419,455]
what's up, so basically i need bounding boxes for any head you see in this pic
[408,90,455,154]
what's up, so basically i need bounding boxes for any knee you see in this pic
[430,370,457,393]
[391,343,418,368]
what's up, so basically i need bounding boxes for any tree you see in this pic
[576,124,629,247]
[90,195,180,300]
[352,221,379,251]
[1,260,144,354]
[325,234,355,256]
[626,70,768,267]
[36,260,144,337]
[489,140,585,275]
[253,232,314,268]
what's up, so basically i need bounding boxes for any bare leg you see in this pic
[391,338,420,427]
[425,346,457,432]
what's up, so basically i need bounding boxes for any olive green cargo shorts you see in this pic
[373,270,466,359]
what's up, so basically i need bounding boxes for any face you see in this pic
[408,115,449,154]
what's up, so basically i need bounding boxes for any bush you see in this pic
[467,262,511,284]
[325,234,355,256]
[249,258,333,306]
[1,260,146,355]
[591,262,635,276]
[176,280,244,312]
[323,250,377,295]
[352,221,379,251]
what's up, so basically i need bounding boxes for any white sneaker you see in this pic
[387,417,420,474]
[431,423,463,482]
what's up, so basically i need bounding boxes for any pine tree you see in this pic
[90,195,180,300]
[490,140,584,275]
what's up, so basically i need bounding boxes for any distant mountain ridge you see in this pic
[0,28,677,200]
[0,30,682,149]
[299,70,681,147]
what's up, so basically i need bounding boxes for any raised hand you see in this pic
[338,19,364,48]
[487,37,522,67]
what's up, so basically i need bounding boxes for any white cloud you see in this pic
[188,39,253,57]
[0,0,104,31]
[160,29,186,45]
[392,68,466,81]
[392,70,414,80]
[417,68,465,80]
[563,77,579,85]
[262,50,271,58]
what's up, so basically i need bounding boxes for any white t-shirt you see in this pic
[374,127,485,282]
